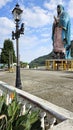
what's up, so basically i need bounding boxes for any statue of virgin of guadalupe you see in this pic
[52,4,71,59]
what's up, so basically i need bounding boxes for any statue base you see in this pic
[45,59,73,71]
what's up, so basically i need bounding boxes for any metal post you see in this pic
[15,21,22,89]
[12,4,24,89]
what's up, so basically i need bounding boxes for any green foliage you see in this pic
[0,93,42,130]
[20,61,28,68]
[29,52,53,68]
[1,39,16,68]
[0,95,6,113]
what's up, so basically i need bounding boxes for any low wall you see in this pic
[0,81,73,129]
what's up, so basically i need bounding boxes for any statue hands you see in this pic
[54,16,59,23]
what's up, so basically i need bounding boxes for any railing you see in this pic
[0,81,73,130]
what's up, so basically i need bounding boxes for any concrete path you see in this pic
[0,69,73,112]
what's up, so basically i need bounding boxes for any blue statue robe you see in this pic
[52,6,71,59]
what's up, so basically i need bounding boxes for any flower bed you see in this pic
[0,92,42,130]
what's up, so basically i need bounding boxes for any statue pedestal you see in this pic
[45,59,73,71]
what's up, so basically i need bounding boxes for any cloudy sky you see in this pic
[0,0,73,63]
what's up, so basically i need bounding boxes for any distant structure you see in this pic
[52,4,71,59]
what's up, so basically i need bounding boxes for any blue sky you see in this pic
[0,0,73,63]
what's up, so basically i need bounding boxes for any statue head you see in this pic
[57,5,64,16]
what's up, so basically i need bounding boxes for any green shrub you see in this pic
[0,93,42,130]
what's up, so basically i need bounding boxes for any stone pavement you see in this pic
[0,69,73,112]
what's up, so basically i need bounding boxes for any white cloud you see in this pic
[68,0,73,18]
[18,31,52,62]
[19,35,41,51]
[22,6,52,28]
[0,17,14,44]
[20,44,52,63]
[41,33,49,38]
[21,0,66,29]
[44,0,65,11]
[0,0,11,8]
[0,17,14,29]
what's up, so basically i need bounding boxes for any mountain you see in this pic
[29,41,73,68]
[29,52,53,68]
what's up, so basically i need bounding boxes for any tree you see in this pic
[1,39,16,68]
[20,61,28,68]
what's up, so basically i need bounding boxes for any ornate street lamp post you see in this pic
[12,4,24,89]
[0,48,2,64]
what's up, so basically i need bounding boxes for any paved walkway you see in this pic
[0,69,73,112]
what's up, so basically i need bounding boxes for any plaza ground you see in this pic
[0,69,73,112]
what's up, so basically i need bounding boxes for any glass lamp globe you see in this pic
[12,3,23,21]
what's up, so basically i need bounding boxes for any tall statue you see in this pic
[52,4,71,59]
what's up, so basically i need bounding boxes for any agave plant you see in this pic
[0,92,42,130]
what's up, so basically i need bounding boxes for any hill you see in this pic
[29,52,53,68]
[29,41,73,68]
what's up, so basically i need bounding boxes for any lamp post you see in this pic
[0,48,2,64]
[12,4,24,89]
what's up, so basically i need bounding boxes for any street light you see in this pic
[0,48,2,64]
[12,3,24,89]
